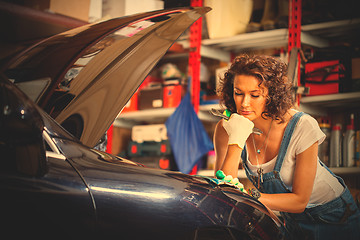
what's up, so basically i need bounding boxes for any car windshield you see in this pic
[37,104,79,142]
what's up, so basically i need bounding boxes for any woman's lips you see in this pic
[240,110,252,115]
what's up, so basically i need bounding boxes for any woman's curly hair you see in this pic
[218,54,294,123]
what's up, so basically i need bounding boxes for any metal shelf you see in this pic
[176,40,231,62]
[301,18,360,46]
[115,104,223,128]
[202,28,289,51]
[115,108,175,128]
[300,92,360,106]
[300,92,360,115]
[201,18,360,51]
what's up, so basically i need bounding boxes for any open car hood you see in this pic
[3,7,210,147]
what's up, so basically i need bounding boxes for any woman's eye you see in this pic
[234,92,260,97]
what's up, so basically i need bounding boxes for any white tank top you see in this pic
[246,114,344,205]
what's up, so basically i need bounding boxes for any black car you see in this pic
[0,7,287,239]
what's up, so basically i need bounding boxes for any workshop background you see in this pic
[1,0,360,198]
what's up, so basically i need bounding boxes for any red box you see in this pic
[163,84,182,108]
[304,60,344,96]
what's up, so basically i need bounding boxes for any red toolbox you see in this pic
[304,60,345,96]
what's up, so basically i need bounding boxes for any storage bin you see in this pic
[131,124,167,143]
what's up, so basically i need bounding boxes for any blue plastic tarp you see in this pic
[165,93,214,174]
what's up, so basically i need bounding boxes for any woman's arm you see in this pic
[259,142,318,213]
[213,119,247,178]
[214,120,228,174]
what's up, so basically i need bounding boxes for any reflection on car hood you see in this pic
[3,7,210,147]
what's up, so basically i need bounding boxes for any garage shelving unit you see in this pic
[116,17,360,125]
[115,11,360,176]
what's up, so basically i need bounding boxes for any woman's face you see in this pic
[233,74,268,121]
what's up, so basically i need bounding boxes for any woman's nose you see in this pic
[241,95,250,107]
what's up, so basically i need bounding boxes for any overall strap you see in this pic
[241,145,251,175]
[273,112,305,172]
[242,145,259,187]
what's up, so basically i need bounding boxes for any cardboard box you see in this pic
[138,86,163,110]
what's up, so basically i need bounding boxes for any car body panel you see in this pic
[0,155,97,237]
[0,76,95,237]
[46,121,285,238]
[3,7,210,147]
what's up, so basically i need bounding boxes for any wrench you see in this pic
[209,108,263,135]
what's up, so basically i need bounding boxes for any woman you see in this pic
[213,54,360,239]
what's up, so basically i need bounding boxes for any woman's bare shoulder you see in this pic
[282,109,298,123]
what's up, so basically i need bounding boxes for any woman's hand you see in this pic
[213,113,254,179]
[222,113,254,149]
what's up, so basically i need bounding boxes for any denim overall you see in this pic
[242,112,360,240]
